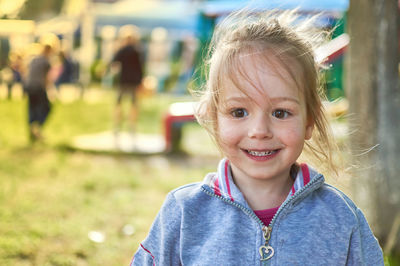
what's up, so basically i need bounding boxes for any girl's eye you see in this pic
[272,109,290,119]
[231,108,248,118]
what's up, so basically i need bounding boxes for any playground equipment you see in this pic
[163,102,196,152]
[315,34,349,64]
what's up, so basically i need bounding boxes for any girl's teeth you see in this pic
[248,150,275,156]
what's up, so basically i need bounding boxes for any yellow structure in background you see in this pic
[0,0,26,18]
[0,19,36,62]
[0,19,34,36]
[63,0,88,16]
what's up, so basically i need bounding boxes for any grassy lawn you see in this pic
[0,85,398,265]
[0,85,218,265]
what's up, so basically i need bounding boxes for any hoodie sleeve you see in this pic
[346,208,384,266]
[131,192,182,266]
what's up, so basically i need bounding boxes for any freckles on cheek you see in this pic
[284,127,305,142]
[216,118,238,150]
[217,117,230,136]
[216,122,230,151]
[218,124,231,140]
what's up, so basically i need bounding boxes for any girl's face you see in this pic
[216,54,314,185]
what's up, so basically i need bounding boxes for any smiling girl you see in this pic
[131,9,383,265]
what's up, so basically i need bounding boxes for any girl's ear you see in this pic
[305,118,314,140]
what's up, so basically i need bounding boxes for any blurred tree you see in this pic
[346,0,400,254]
[19,0,64,20]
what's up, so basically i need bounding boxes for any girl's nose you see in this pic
[248,115,273,139]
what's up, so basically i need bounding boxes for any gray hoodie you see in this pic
[131,158,383,265]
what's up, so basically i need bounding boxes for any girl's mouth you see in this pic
[247,150,277,156]
[243,149,280,160]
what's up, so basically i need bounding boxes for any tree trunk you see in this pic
[346,0,400,252]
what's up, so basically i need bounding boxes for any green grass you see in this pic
[0,86,398,265]
[0,86,217,265]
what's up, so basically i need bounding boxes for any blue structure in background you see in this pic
[92,0,349,97]
[94,0,348,40]
[194,0,349,100]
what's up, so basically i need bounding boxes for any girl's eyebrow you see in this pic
[224,96,300,104]
[224,96,249,102]
[269,97,300,104]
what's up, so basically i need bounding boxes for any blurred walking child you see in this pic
[130,10,383,265]
[25,44,53,142]
[111,25,144,138]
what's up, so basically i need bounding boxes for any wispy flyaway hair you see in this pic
[194,8,340,176]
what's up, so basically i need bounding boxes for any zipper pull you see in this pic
[259,226,274,261]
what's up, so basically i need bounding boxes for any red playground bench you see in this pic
[163,102,197,152]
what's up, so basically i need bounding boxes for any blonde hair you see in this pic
[193,9,340,177]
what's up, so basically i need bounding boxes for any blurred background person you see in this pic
[54,50,74,92]
[53,49,83,98]
[24,44,53,142]
[110,25,144,139]
[1,52,23,100]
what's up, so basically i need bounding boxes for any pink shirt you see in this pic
[254,206,280,226]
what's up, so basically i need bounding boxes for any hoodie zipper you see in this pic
[201,174,323,263]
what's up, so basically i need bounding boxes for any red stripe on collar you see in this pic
[213,178,221,196]
[301,163,310,186]
[224,160,234,201]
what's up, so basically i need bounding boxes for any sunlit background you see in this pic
[0,0,399,265]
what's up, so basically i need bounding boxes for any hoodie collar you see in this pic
[204,158,323,206]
